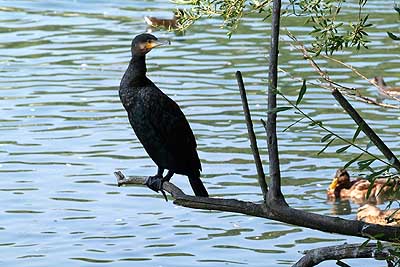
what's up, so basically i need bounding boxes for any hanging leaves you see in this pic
[318,138,335,155]
[296,80,307,105]
[387,32,400,41]
[336,145,351,153]
[343,153,364,169]
[269,106,293,114]
[352,122,364,142]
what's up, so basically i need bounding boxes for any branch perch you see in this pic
[293,242,396,267]
[115,171,400,243]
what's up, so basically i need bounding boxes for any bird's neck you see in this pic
[121,55,147,87]
[376,77,387,88]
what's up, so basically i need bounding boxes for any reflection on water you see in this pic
[0,1,399,266]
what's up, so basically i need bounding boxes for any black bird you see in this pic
[119,33,208,198]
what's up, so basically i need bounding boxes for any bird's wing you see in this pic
[141,87,200,168]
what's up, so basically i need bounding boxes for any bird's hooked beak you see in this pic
[145,38,171,49]
[329,178,338,190]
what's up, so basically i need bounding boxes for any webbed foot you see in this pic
[144,175,168,201]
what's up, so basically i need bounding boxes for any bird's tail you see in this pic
[188,175,208,197]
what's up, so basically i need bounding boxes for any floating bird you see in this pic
[327,169,399,204]
[119,33,208,198]
[357,204,400,226]
[371,76,400,97]
[144,10,183,30]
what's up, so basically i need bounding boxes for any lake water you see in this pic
[0,1,399,266]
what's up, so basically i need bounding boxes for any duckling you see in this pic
[144,9,183,29]
[327,169,400,204]
[357,204,400,226]
[371,76,400,97]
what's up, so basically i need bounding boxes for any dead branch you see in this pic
[332,89,400,171]
[115,171,400,243]
[293,242,396,267]
[287,31,400,109]
[267,0,286,205]
[322,54,400,103]
[236,70,268,202]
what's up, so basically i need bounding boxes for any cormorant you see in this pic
[119,33,208,198]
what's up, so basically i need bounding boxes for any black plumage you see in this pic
[119,33,208,197]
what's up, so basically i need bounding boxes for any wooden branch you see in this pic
[293,243,395,267]
[236,70,268,201]
[267,0,286,205]
[115,171,400,243]
[332,89,400,172]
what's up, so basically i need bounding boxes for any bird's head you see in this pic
[329,168,350,190]
[131,33,170,56]
[370,76,386,87]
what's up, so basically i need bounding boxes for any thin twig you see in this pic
[332,89,400,172]
[322,54,400,102]
[114,171,400,243]
[293,242,395,267]
[236,71,268,202]
[278,90,391,167]
[287,31,400,109]
[267,0,286,205]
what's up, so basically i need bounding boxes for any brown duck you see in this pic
[327,169,400,204]
[357,204,400,226]
[144,10,183,29]
[371,76,400,97]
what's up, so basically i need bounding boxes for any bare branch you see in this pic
[287,31,400,109]
[332,89,400,172]
[267,0,286,205]
[293,243,396,267]
[236,70,268,202]
[322,54,400,103]
[115,171,400,243]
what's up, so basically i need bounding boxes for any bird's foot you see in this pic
[144,175,168,201]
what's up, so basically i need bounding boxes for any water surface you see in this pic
[0,1,399,266]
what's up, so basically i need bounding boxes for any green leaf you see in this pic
[366,166,389,180]
[377,240,382,250]
[388,248,400,257]
[336,145,351,153]
[365,167,389,199]
[336,260,351,267]
[343,153,364,169]
[366,141,374,150]
[366,178,375,199]
[268,106,292,114]
[309,120,323,127]
[359,238,371,249]
[282,117,305,132]
[318,138,335,155]
[387,209,400,223]
[321,133,333,143]
[395,6,400,15]
[358,158,376,170]
[352,123,364,142]
[387,32,400,41]
[296,80,307,106]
